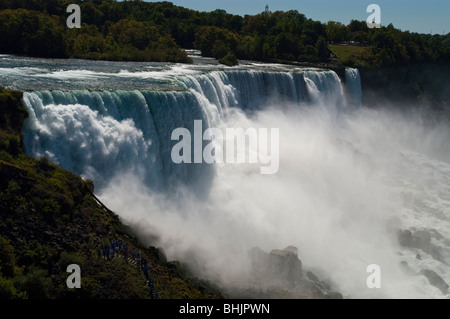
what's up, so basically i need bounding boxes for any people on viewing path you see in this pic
[102,239,130,261]
[100,239,159,298]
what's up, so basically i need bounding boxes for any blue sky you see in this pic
[142,0,450,35]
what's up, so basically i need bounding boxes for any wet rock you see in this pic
[249,246,302,284]
[325,292,343,299]
[305,271,336,293]
[306,271,320,283]
[320,279,332,290]
[414,230,431,247]
[397,229,442,261]
[246,246,342,298]
[416,253,422,260]
[398,229,413,246]
[420,269,449,294]
[283,246,299,255]
[269,248,302,284]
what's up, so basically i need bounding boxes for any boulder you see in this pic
[283,246,299,256]
[306,271,320,283]
[270,249,294,258]
[248,246,302,285]
[325,292,343,299]
[269,248,302,284]
[245,246,342,298]
[398,229,413,247]
[397,228,442,261]
[420,269,449,294]
[413,230,431,247]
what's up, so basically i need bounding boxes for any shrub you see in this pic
[0,236,15,278]
[0,150,13,162]
[14,268,52,299]
[59,252,85,269]
[219,52,238,66]
[0,275,21,299]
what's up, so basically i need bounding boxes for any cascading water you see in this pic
[345,68,362,108]
[22,89,210,190]
[22,69,346,191]
[1,54,449,299]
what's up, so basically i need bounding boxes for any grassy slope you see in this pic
[329,45,374,68]
[0,87,222,299]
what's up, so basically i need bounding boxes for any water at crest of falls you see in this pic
[15,58,351,190]
[1,54,450,299]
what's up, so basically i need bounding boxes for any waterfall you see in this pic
[22,69,354,191]
[344,68,362,108]
[22,89,214,190]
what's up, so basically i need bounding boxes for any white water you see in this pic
[345,68,362,108]
[10,57,450,298]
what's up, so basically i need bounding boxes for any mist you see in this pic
[99,101,450,299]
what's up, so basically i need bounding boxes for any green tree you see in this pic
[195,26,239,60]
[326,21,349,43]
[316,36,329,60]
[0,236,15,278]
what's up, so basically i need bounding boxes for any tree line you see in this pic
[0,0,449,67]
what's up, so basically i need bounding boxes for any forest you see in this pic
[0,0,449,67]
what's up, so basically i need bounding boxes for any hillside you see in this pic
[0,87,222,299]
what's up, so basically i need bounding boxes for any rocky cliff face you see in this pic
[224,246,342,299]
